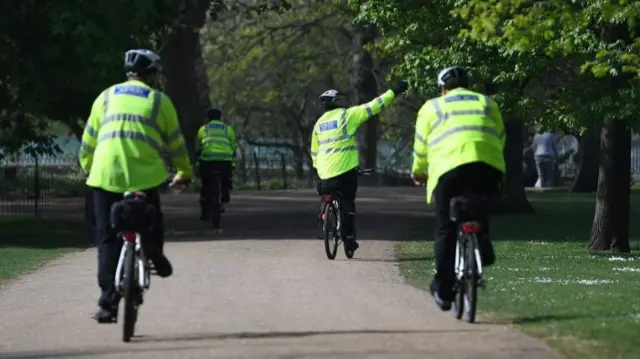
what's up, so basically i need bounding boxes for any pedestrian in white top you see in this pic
[531,129,558,188]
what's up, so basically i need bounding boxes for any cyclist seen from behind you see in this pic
[311,80,408,252]
[411,66,506,311]
[79,49,193,323]
[195,108,237,220]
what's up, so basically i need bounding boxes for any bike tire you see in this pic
[211,178,222,230]
[453,240,465,320]
[323,203,339,260]
[122,241,138,342]
[464,235,479,323]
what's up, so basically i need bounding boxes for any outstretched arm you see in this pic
[345,90,396,130]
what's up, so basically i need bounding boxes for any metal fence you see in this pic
[0,153,320,217]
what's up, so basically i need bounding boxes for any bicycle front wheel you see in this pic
[323,203,339,260]
[464,235,479,323]
[122,241,138,342]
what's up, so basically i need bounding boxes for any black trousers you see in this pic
[432,162,502,300]
[199,160,233,211]
[92,187,164,310]
[318,168,358,238]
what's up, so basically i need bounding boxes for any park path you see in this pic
[0,187,562,359]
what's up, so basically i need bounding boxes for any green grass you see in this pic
[0,218,90,283]
[397,192,640,359]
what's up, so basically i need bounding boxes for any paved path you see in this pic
[0,188,562,359]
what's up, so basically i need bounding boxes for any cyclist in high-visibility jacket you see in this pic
[411,66,505,311]
[79,49,193,323]
[195,108,236,221]
[311,80,408,252]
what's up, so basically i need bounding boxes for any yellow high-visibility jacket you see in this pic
[79,80,193,192]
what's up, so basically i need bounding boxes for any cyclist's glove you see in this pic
[391,80,408,95]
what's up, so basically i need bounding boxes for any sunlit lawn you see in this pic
[397,192,640,359]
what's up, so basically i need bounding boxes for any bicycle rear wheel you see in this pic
[323,203,339,260]
[453,240,465,320]
[464,235,479,323]
[211,177,222,230]
[122,241,138,342]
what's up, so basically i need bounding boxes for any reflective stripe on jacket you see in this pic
[411,88,506,203]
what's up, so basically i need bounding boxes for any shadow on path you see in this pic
[3,328,480,359]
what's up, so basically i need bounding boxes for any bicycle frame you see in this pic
[114,231,150,291]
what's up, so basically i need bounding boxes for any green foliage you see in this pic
[0,0,183,154]
[351,0,640,130]
[202,1,352,149]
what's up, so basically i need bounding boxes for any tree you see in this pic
[202,0,353,176]
[455,0,640,251]
[350,0,548,212]
[0,0,183,155]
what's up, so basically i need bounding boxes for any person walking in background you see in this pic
[531,128,558,188]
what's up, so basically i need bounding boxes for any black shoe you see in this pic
[219,204,225,213]
[93,307,117,324]
[149,253,173,278]
[346,237,359,251]
[430,281,452,311]
[479,237,495,267]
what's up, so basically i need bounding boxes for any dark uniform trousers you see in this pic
[199,160,233,210]
[432,161,502,300]
[92,187,165,310]
[317,168,358,238]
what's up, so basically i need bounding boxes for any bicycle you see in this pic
[111,191,156,342]
[449,194,487,324]
[318,168,373,260]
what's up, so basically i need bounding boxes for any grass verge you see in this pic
[397,192,640,359]
[0,218,90,283]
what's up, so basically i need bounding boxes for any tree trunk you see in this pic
[571,127,600,192]
[161,0,210,161]
[350,23,378,169]
[194,39,212,111]
[491,119,535,214]
[587,122,631,252]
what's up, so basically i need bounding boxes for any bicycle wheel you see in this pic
[211,177,222,230]
[122,241,138,342]
[453,239,465,319]
[464,235,479,323]
[323,203,339,260]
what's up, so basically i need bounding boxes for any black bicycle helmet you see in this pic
[207,108,222,120]
[437,66,470,90]
[318,89,343,103]
[124,49,162,76]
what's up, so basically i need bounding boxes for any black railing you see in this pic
[0,152,411,218]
